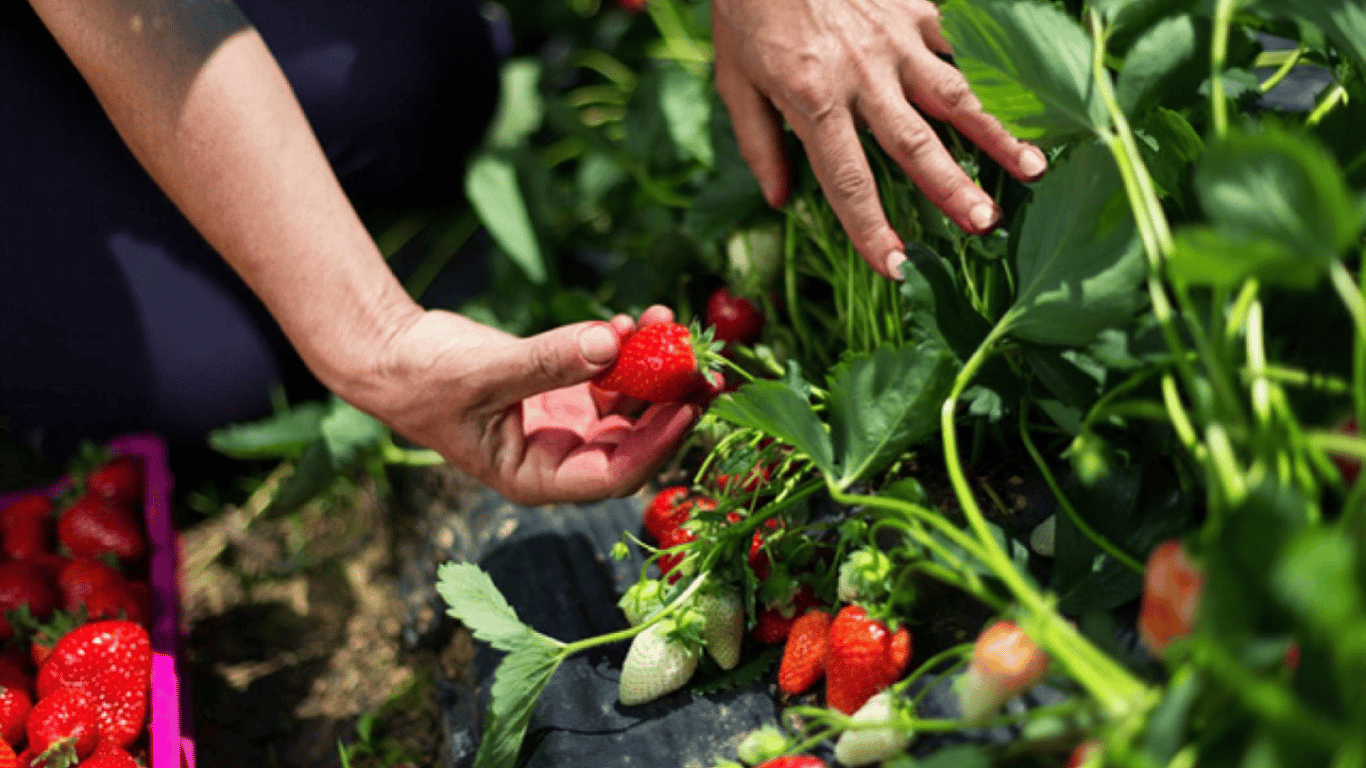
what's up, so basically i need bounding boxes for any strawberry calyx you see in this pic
[36,736,82,768]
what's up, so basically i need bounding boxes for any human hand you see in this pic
[710,0,1049,279]
[348,306,701,506]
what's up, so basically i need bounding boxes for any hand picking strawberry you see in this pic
[591,321,725,403]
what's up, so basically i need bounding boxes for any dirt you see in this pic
[177,466,464,768]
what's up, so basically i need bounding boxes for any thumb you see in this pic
[484,321,620,405]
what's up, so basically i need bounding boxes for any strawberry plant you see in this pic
[434,0,1366,766]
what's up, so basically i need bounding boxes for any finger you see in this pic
[858,77,1002,237]
[918,8,953,56]
[638,304,675,326]
[610,314,635,336]
[716,67,793,209]
[903,47,1048,182]
[790,109,907,278]
[484,321,620,407]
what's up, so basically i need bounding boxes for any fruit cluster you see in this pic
[0,453,154,766]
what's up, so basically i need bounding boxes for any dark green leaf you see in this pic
[474,637,563,768]
[709,380,836,481]
[898,245,992,364]
[1134,107,1204,205]
[1203,480,1310,640]
[206,401,328,459]
[436,561,546,652]
[1168,227,1321,289]
[1141,669,1202,765]
[1257,0,1366,75]
[940,0,1110,143]
[826,344,958,488]
[262,439,339,518]
[1026,347,1106,435]
[1117,14,1201,116]
[684,94,767,243]
[1195,127,1365,272]
[1098,0,1198,51]
[1006,141,1147,346]
[465,151,547,284]
[915,745,992,768]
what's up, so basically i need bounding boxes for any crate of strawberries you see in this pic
[0,434,184,768]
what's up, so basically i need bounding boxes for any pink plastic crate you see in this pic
[0,433,191,768]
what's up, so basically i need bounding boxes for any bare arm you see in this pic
[27,0,699,503]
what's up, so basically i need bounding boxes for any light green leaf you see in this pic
[262,439,339,519]
[1006,141,1146,346]
[207,401,328,459]
[1168,227,1320,289]
[1117,14,1199,115]
[940,0,1110,143]
[436,561,546,652]
[658,64,713,167]
[487,58,544,149]
[1273,528,1363,636]
[465,152,547,284]
[474,636,564,768]
[320,398,387,470]
[1193,127,1365,276]
[825,344,958,488]
[709,380,836,481]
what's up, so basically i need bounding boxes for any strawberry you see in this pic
[752,584,821,645]
[591,322,723,403]
[0,495,54,563]
[1138,539,1203,657]
[71,744,139,768]
[0,682,29,747]
[26,687,99,765]
[955,620,1048,722]
[0,739,15,768]
[825,605,912,715]
[36,620,151,748]
[642,486,692,541]
[833,690,913,766]
[83,455,144,510]
[778,608,832,695]
[755,757,826,768]
[0,495,52,529]
[56,495,146,563]
[1066,741,1103,768]
[705,287,766,346]
[55,558,124,614]
[617,621,700,706]
[615,0,645,12]
[695,587,745,671]
[1330,415,1361,485]
[656,525,697,583]
[0,561,58,641]
[82,582,149,626]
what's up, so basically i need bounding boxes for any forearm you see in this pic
[27,0,421,395]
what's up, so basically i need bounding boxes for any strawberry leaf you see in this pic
[709,380,837,482]
[826,343,958,489]
[437,562,549,652]
[207,401,328,459]
[475,635,564,768]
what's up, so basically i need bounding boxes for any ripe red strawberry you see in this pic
[36,620,151,749]
[73,743,139,768]
[642,486,692,542]
[0,739,15,768]
[26,687,99,764]
[1138,540,1203,656]
[0,561,59,641]
[825,606,912,715]
[615,0,645,12]
[56,558,124,613]
[56,494,147,563]
[778,609,833,695]
[0,681,29,747]
[0,495,52,528]
[1331,415,1361,485]
[82,582,149,627]
[706,287,766,346]
[755,756,826,768]
[591,322,723,403]
[656,525,697,583]
[84,455,144,510]
[0,495,54,562]
[752,584,821,645]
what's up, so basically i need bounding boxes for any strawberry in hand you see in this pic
[592,322,724,403]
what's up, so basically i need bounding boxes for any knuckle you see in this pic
[928,75,980,117]
[784,57,839,118]
[884,122,940,164]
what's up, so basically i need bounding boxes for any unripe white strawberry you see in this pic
[837,547,893,603]
[695,587,744,670]
[618,578,667,626]
[832,691,913,766]
[954,620,1048,722]
[618,622,700,706]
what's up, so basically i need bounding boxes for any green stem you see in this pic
[1018,404,1144,574]
[1210,0,1238,136]
[379,438,446,467]
[1258,45,1305,94]
[1307,84,1348,127]
[558,572,710,657]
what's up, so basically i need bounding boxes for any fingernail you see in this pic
[970,202,1000,232]
[1020,147,1048,179]
[579,324,618,365]
[885,250,908,280]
